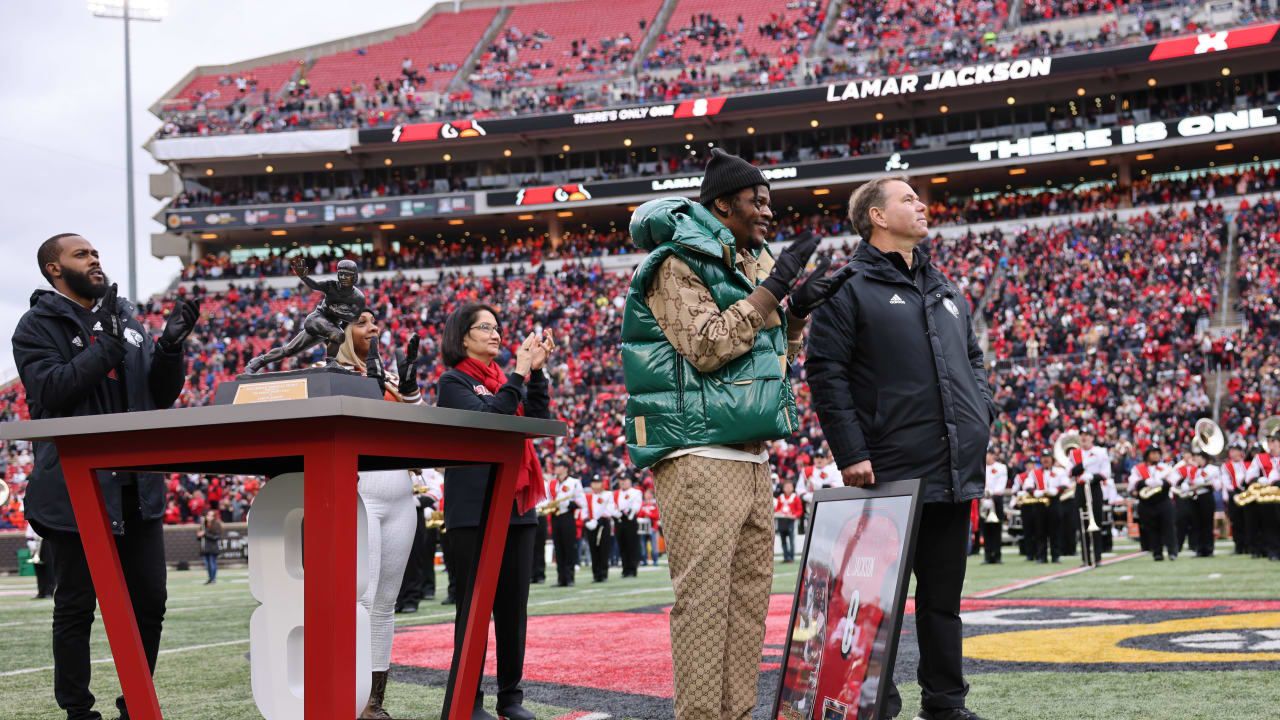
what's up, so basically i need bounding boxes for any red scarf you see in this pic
[456,357,546,514]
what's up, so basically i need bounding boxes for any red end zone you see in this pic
[391,594,800,697]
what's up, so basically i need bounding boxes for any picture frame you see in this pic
[772,478,924,720]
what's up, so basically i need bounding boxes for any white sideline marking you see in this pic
[1118,575,1134,581]
[0,639,248,677]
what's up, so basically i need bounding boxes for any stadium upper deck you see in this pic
[145,1,1280,265]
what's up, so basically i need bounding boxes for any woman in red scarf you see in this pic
[435,302,553,720]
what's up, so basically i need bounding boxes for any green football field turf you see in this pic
[2,538,1277,720]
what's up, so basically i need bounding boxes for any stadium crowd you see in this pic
[151,0,1280,139]
[12,186,1278,529]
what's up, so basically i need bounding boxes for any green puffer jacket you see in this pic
[621,197,799,469]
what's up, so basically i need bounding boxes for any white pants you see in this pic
[358,470,416,671]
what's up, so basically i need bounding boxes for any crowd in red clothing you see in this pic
[982,206,1224,362]
[9,187,1280,526]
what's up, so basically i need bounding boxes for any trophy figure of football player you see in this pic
[244,257,367,373]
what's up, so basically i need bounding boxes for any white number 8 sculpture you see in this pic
[248,472,372,720]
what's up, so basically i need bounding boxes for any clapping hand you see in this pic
[397,334,420,398]
[788,255,856,318]
[515,332,538,376]
[94,283,122,339]
[366,340,387,395]
[159,298,200,352]
[761,232,821,302]
[530,329,556,371]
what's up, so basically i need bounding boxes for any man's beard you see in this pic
[62,266,109,300]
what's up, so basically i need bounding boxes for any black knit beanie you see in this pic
[699,148,769,205]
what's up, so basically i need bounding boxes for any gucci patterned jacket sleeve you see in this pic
[644,254,805,374]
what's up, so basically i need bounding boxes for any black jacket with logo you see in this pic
[12,290,185,534]
[805,242,994,503]
[436,366,550,530]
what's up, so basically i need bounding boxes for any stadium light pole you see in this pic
[88,0,167,300]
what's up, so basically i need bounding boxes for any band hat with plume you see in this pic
[699,148,769,205]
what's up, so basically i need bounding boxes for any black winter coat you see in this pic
[805,242,994,503]
[436,366,550,530]
[13,290,186,534]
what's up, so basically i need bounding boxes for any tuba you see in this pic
[1053,431,1082,471]
[1261,415,1280,443]
[0,479,8,506]
[424,510,445,531]
[1191,418,1225,457]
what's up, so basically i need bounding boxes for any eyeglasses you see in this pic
[469,323,502,336]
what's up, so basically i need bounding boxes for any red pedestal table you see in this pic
[0,396,564,720]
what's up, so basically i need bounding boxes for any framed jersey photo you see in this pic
[773,479,923,720]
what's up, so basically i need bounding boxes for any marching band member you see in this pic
[1128,444,1178,561]
[579,475,616,582]
[1222,442,1250,555]
[613,475,644,577]
[982,449,1008,564]
[1019,451,1061,563]
[773,480,804,563]
[1262,459,1280,561]
[1186,449,1221,557]
[1078,429,1115,553]
[1172,449,1197,555]
[549,457,585,587]
[638,488,662,566]
[1244,431,1279,559]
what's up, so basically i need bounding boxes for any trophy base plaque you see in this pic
[213,367,383,406]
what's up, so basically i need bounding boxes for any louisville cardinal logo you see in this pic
[514,183,592,206]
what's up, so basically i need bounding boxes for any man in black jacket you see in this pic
[806,177,996,720]
[13,233,197,720]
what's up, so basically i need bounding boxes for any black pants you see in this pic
[445,523,535,713]
[1175,495,1195,554]
[398,505,429,609]
[1056,494,1077,556]
[41,485,167,720]
[1140,498,1178,559]
[531,517,547,583]
[1256,504,1280,559]
[1190,491,1216,557]
[34,539,56,597]
[885,501,972,717]
[776,518,796,562]
[1227,493,1248,553]
[1044,498,1062,560]
[616,516,640,577]
[586,519,612,581]
[1022,503,1050,562]
[981,500,1004,563]
[551,512,577,585]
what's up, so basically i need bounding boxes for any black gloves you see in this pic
[159,298,199,353]
[761,232,821,302]
[94,283,122,339]
[397,334,420,398]
[421,495,436,509]
[366,341,386,395]
[93,283,127,365]
[1071,464,1086,478]
[788,255,856,318]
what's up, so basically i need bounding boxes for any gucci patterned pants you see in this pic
[653,454,774,720]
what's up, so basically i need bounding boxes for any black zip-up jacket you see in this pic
[805,242,995,503]
[436,366,550,530]
[12,290,185,534]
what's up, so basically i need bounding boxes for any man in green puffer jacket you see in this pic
[621,149,853,720]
